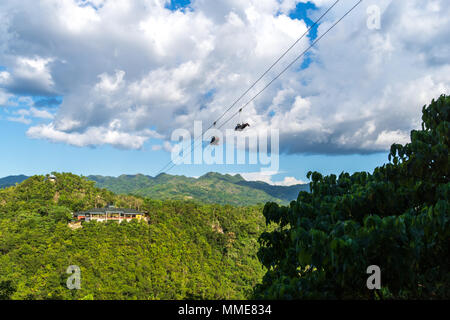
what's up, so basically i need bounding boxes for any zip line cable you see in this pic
[158,0,363,174]
[217,0,364,131]
[212,0,341,127]
[155,0,340,175]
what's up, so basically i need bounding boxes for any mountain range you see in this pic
[0,175,29,189]
[0,172,310,206]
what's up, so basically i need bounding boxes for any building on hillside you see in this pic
[45,174,57,183]
[73,205,146,223]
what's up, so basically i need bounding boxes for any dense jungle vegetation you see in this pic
[255,95,449,299]
[0,173,267,299]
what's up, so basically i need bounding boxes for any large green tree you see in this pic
[255,95,449,299]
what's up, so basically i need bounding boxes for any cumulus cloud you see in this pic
[273,176,307,186]
[0,0,448,152]
[5,106,54,124]
[239,171,306,186]
[29,107,54,120]
[26,123,160,149]
[265,0,450,154]
[0,57,55,95]
[7,115,32,125]
[0,89,12,106]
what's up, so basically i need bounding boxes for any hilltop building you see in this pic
[45,174,57,183]
[73,205,146,223]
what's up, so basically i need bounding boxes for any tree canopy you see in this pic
[0,173,267,299]
[255,95,449,299]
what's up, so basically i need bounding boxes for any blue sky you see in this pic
[0,0,442,182]
[0,116,387,181]
[0,0,389,181]
[165,0,191,11]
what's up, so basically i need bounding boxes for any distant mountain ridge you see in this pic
[0,175,29,188]
[0,172,310,206]
[89,172,310,206]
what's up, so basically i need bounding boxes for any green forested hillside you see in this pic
[0,172,310,207]
[0,173,267,299]
[88,172,309,206]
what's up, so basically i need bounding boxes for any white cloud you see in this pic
[95,70,125,92]
[0,0,448,153]
[29,107,54,120]
[263,0,450,154]
[0,71,11,85]
[26,123,160,149]
[4,106,54,124]
[57,0,101,33]
[373,130,410,149]
[0,89,12,106]
[273,176,307,186]
[1,57,55,95]
[7,115,32,125]
[239,171,306,186]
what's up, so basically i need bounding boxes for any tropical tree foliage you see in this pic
[255,95,449,299]
[0,173,267,299]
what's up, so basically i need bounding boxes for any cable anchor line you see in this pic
[156,0,363,175]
